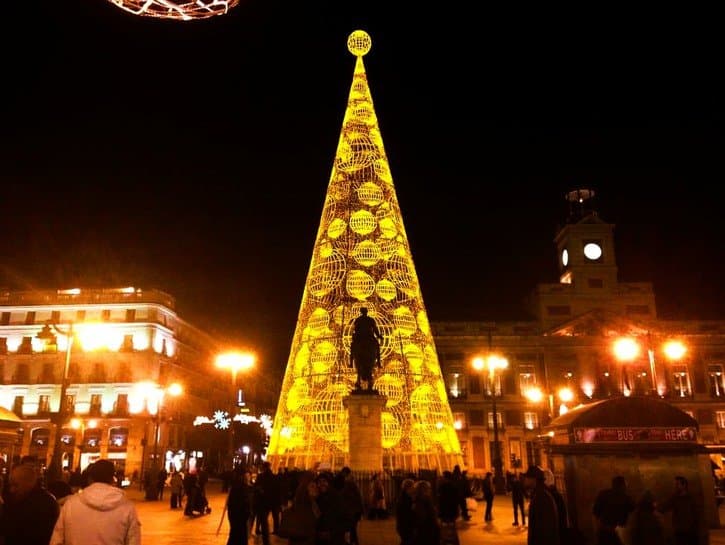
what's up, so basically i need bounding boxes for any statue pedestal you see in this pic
[343,392,387,472]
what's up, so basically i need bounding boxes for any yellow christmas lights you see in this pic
[267,31,463,472]
[107,0,239,20]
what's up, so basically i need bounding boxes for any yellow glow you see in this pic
[107,0,240,20]
[613,337,640,362]
[663,340,687,361]
[132,331,150,351]
[87,419,98,429]
[453,420,463,430]
[558,387,574,403]
[559,404,569,416]
[560,271,572,284]
[267,31,462,471]
[216,351,255,373]
[167,383,183,397]
[70,418,82,429]
[77,323,121,352]
[524,387,544,403]
[472,357,486,371]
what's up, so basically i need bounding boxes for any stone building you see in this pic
[0,287,277,477]
[433,189,725,476]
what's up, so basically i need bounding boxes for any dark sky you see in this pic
[2,3,723,372]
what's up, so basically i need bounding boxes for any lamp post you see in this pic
[36,321,74,483]
[472,354,509,494]
[215,351,255,469]
[151,382,183,475]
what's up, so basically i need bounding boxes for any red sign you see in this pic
[573,427,697,443]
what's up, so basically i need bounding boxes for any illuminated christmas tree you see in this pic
[267,31,463,471]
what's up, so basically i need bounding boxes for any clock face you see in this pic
[583,242,602,260]
[561,249,569,266]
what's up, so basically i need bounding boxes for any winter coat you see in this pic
[49,482,141,545]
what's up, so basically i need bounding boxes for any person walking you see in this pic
[482,472,494,523]
[50,459,141,545]
[510,472,526,526]
[395,479,416,545]
[658,476,700,545]
[523,465,560,545]
[169,470,184,509]
[335,467,363,545]
[451,465,471,521]
[221,471,252,545]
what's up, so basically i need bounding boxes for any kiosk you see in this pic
[542,396,718,542]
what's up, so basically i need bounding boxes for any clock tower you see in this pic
[555,189,618,289]
[531,188,657,331]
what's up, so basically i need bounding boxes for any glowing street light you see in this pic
[471,353,509,494]
[216,351,255,468]
[524,386,544,404]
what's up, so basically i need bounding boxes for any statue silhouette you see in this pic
[350,307,383,392]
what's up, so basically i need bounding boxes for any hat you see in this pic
[524,465,545,481]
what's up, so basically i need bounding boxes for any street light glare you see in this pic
[524,387,544,403]
[167,383,184,397]
[558,387,575,403]
[663,340,687,361]
[613,337,640,362]
[216,351,256,372]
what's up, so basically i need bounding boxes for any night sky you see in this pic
[2,4,723,374]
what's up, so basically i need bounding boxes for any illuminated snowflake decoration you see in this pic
[213,410,231,430]
[108,0,240,21]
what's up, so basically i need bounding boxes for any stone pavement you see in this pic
[127,481,725,544]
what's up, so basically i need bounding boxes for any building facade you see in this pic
[434,190,725,475]
[0,286,276,478]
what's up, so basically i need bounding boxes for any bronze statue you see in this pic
[350,307,383,392]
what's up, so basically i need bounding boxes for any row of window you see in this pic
[10,393,129,416]
[445,364,725,399]
[0,309,141,326]
[453,409,725,430]
[0,361,132,383]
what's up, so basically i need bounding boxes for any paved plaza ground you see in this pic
[129,480,725,544]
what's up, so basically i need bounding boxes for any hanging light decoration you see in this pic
[108,0,240,21]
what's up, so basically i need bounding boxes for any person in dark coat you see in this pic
[658,476,700,545]
[592,475,635,545]
[482,472,495,522]
[315,472,346,545]
[452,465,471,521]
[224,471,252,545]
[411,480,440,545]
[437,471,459,523]
[510,472,526,526]
[334,467,363,545]
[1,464,59,545]
[523,465,560,545]
[395,479,416,545]
[253,462,280,545]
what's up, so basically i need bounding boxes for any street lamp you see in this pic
[613,337,640,396]
[472,354,509,494]
[36,321,75,483]
[215,351,255,468]
[150,382,183,475]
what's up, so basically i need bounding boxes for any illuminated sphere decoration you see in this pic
[108,0,240,20]
[347,30,372,56]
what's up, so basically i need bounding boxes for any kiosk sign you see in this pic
[574,427,697,443]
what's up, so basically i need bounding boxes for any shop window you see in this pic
[446,372,467,399]
[487,412,503,429]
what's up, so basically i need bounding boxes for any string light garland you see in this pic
[108,0,240,21]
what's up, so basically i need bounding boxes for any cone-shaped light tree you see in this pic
[267,31,463,472]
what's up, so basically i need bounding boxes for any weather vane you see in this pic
[108,0,239,21]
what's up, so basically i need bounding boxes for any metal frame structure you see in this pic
[267,31,463,472]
